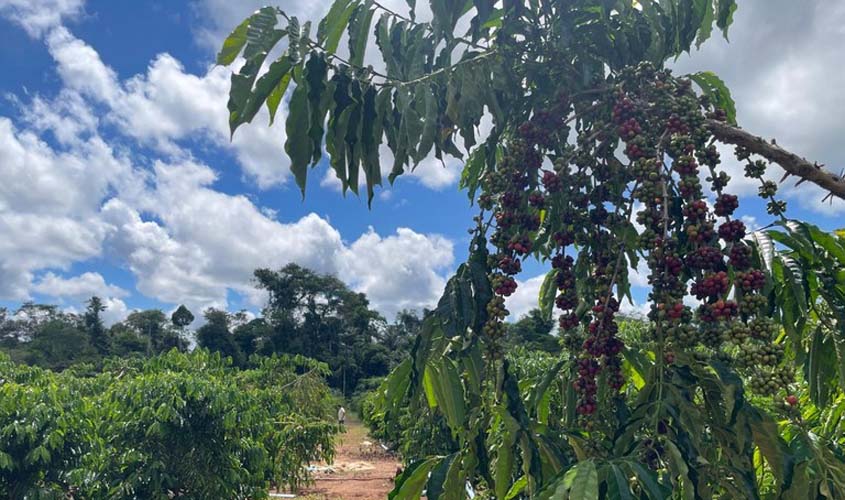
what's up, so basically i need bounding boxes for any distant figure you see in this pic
[337,406,346,427]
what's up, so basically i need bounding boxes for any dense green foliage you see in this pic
[221,0,845,498]
[0,350,337,498]
[0,301,189,370]
[505,308,560,354]
[1,264,421,398]
[195,264,422,394]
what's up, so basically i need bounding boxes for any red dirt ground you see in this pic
[284,414,401,500]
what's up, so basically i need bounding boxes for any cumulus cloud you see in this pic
[0,19,458,318]
[33,272,128,300]
[98,161,455,317]
[340,228,454,318]
[0,114,137,300]
[0,0,84,36]
[41,29,290,188]
[504,274,546,322]
[101,297,130,327]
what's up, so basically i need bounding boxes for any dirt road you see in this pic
[295,414,400,500]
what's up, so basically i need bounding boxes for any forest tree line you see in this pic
[0,263,560,394]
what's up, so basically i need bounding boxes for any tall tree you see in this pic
[232,318,273,358]
[124,310,186,354]
[381,309,425,365]
[505,308,559,354]
[84,296,110,355]
[196,309,244,366]
[171,305,195,330]
[254,264,386,393]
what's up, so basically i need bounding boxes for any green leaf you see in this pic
[782,461,812,500]
[569,460,599,499]
[607,464,633,500]
[807,224,845,264]
[217,16,250,65]
[266,70,293,125]
[808,326,838,407]
[287,16,301,62]
[528,359,566,420]
[422,364,438,409]
[748,408,795,488]
[664,440,695,500]
[304,52,330,164]
[538,465,578,499]
[627,461,670,499]
[538,461,598,499]
[716,0,738,39]
[495,425,518,499]
[383,358,413,418]
[285,83,312,195]
[235,56,293,131]
[416,86,438,162]
[326,75,354,192]
[753,231,775,271]
[428,358,467,434]
[689,70,737,125]
[244,8,281,59]
[361,84,383,204]
[389,457,440,500]
[505,476,528,500]
[317,0,359,54]
[426,452,461,500]
[538,268,560,323]
[780,255,808,316]
[348,2,376,67]
[459,146,486,202]
[226,7,284,135]
[695,0,715,48]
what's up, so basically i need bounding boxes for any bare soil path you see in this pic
[288,413,400,500]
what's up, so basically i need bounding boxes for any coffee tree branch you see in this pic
[707,119,845,201]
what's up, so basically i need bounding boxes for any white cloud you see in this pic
[0,0,83,36]
[97,160,455,317]
[101,297,129,326]
[33,272,128,300]
[46,27,119,102]
[340,227,454,318]
[0,212,109,299]
[619,299,650,318]
[0,74,458,315]
[0,114,140,301]
[0,117,134,215]
[43,28,289,188]
[628,259,650,288]
[504,274,545,322]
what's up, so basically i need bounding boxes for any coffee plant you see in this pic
[221,0,845,497]
[0,350,338,499]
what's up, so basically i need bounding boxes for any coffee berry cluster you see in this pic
[476,62,792,424]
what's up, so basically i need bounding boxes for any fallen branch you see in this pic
[706,119,845,201]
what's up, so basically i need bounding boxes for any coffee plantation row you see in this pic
[0,350,337,499]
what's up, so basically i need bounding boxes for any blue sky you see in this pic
[0,0,843,325]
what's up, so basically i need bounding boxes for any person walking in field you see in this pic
[337,406,346,428]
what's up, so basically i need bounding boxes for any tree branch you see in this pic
[706,119,845,201]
